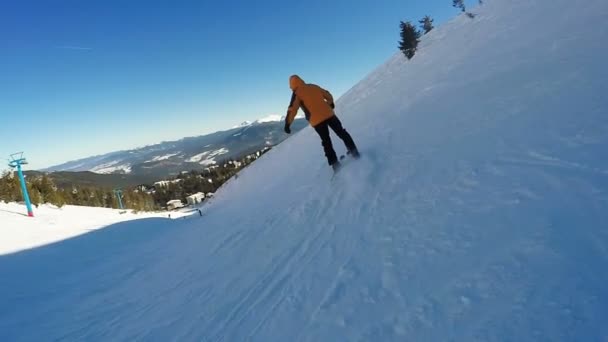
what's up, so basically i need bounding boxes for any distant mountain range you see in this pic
[43,115,308,179]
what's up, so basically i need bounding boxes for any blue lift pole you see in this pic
[114,189,124,210]
[8,153,34,217]
[16,162,34,217]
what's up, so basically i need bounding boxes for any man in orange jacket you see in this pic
[284,75,359,171]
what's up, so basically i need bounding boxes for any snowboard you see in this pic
[331,153,360,179]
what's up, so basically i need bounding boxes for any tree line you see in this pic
[1,147,271,212]
[0,171,156,211]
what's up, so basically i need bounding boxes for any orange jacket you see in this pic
[285,75,335,127]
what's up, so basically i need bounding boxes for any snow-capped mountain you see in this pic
[232,120,253,129]
[232,113,304,129]
[254,114,284,123]
[44,117,307,177]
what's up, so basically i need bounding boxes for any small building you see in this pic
[154,179,183,189]
[135,184,149,192]
[166,199,184,210]
[186,192,205,205]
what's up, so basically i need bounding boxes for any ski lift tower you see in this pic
[8,152,34,217]
[113,188,124,210]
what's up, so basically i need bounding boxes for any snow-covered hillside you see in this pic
[2,0,608,340]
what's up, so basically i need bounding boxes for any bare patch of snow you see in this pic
[188,148,229,165]
[90,161,132,174]
[145,153,181,163]
[187,152,210,163]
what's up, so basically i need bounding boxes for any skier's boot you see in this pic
[332,161,342,173]
[347,148,360,159]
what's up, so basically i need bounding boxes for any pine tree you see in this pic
[419,16,434,34]
[54,189,67,208]
[103,191,114,208]
[89,189,102,207]
[70,186,80,205]
[38,175,52,201]
[0,171,10,202]
[45,188,61,207]
[398,21,422,60]
[1,172,22,202]
[134,192,143,212]
[453,0,466,12]
[28,185,42,207]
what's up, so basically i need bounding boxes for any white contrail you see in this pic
[56,45,93,51]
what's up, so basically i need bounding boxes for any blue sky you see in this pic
[0,0,462,170]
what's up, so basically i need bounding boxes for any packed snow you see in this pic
[0,202,190,255]
[1,0,608,341]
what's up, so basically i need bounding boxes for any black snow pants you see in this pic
[313,115,357,166]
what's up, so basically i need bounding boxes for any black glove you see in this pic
[284,122,291,134]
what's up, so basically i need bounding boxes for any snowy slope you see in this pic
[2,0,608,341]
[0,202,190,255]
